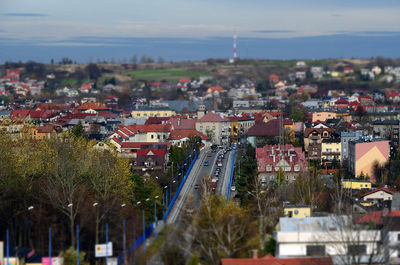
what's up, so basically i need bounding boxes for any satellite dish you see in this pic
[294,210,299,215]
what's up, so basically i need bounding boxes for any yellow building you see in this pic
[321,139,341,163]
[131,107,175,118]
[312,112,337,122]
[342,179,372,190]
[283,206,311,218]
[228,116,255,142]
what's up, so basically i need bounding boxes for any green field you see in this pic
[128,68,210,82]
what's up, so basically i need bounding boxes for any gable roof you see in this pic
[360,187,395,198]
[137,149,166,157]
[248,119,293,137]
[197,112,227,123]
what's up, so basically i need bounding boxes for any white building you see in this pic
[275,216,382,264]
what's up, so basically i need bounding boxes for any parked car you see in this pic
[204,161,209,166]
[231,185,236,191]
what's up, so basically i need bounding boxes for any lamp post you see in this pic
[154,196,159,240]
[164,186,168,206]
[121,204,126,265]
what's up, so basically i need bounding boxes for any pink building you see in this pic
[348,139,389,183]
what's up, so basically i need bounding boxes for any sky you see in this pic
[1,0,400,62]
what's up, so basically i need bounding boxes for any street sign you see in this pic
[95,242,113,257]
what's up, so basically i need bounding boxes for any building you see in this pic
[131,106,176,118]
[304,127,334,160]
[341,131,364,164]
[342,179,372,190]
[133,148,167,171]
[312,112,337,123]
[348,139,389,182]
[383,216,400,265]
[372,120,400,149]
[256,144,308,184]
[221,254,333,265]
[227,116,255,142]
[248,119,294,148]
[109,123,172,144]
[168,129,209,147]
[360,187,395,203]
[275,216,382,263]
[283,205,311,218]
[321,138,341,165]
[195,111,230,145]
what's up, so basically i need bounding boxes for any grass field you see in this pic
[128,68,210,82]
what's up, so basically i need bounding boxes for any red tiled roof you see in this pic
[145,117,171,125]
[179,78,191,83]
[360,187,395,198]
[168,129,210,140]
[111,138,171,149]
[355,210,400,225]
[37,124,57,133]
[29,110,59,119]
[221,254,333,265]
[10,109,31,120]
[256,144,307,173]
[197,112,227,122]
[227,116,255,121]
[386,92,400,98]
[335,98,349,105]
[248,119,293,137]
[97,111,118,119]
[74,102,108,112]
[168,117,197,130]
[137,149,166,157]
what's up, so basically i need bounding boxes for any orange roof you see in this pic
[75,102,108,111]
[207,86,227,93]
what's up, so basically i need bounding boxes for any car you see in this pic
[212,149,217,153]
[217,162,223,167]
[204,161,209,166]
[194,184,200,189]
[227,147,232,151]
[207,153,212,157]
[231,185,236,191]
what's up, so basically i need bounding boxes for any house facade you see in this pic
[195,112,230,145]
[256,144,308,184]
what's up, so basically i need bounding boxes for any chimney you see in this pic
[273,155,276,163]
[178,118,181,127]
[290,155,293,163]
[252,249,258,259]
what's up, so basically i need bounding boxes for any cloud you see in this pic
[331,14,343,17]
[253,30,296,33]
[3,13,47,17]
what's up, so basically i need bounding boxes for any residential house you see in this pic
[195,111,230,145]
[133,148,167,171]
[341,131,364,165]
[304,127,334,159]
[256,144,308,184]
[6,70,20,81]
[74,102,109,114]
[386,92,400,103]
[109,123,172,144]
[248,119,294,147]
[168,129,209,147]
[22,124,60,140]
[360,187,395,203]
[321,138,341,166]
[348,139,389,182]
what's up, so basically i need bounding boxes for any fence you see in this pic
[226,144,237,202]
[118,151,199,264]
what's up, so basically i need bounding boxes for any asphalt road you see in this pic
[166,147,235,225]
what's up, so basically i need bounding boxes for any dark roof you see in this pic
[248,119,284,137]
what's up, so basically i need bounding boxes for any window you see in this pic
[151,134,154,139]
[292,175,296,180]
[137,113,140,117]
[163,135,166,139]
[288,211,293,217]
[397,233,400,241]
[213,126,216,130]
[347,245,366,255]
[270,175,274,181]
[306,245,325,256]
[157,135,160,139]
[266,165,272,171]
[200,126,203,130]
[285,176,289,181]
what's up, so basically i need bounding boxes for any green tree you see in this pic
[289,107,305,122]
[72,121,87,139]
[193,195,258,264]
